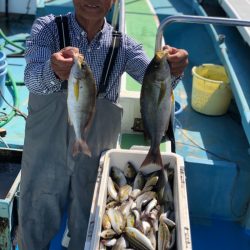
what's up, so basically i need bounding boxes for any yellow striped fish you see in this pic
[140,50,172,171]
[67,53,96,157]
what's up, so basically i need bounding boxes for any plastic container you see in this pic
[86,149,192,250]
[0,51,6,67]
[0,67,7,106]
[175,100,183,115]
[0,52,7,106]
[0,60,7,73]
[191,64,232,116]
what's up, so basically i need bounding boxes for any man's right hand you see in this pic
[51,47,79,80]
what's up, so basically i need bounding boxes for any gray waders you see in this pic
[18,91,122,250]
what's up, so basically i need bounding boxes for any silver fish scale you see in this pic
[125,234,153,250]
[67,53,96,156]
[140,51,172,161]
[100,162,176,250]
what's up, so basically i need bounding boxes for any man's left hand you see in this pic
[163,45,189,77]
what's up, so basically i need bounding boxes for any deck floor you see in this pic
[0,31,29,149]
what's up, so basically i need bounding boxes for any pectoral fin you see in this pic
[74,80,80,101]
[157,81,166,106]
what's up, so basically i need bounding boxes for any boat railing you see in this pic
[115,0,126,105]
[111,0,125,33]
[155,15,250,146]
[155,15,250,51]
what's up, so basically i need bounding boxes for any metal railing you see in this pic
[118,0,125,33]
[111,0,125,33]
[155,15,250,51]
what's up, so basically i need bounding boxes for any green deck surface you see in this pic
[120,0,168,151]
[125,0,157,92]
[120,133,166,151]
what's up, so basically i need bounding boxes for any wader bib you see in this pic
[18,92,122,250]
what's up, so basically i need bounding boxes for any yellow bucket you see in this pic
[191,64,232,116]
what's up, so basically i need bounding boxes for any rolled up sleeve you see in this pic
[24,15,63,94]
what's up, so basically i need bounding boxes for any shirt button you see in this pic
[50,81,55,85]
[87,48,91,52]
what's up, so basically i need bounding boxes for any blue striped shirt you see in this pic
[24,12,181,103]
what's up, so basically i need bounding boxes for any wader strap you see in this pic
[55,15,70,49]
[97,30,122,97]
[55,15,71,90]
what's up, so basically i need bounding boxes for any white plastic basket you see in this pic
[85,149,192,250]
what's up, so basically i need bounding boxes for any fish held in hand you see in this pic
[140,50,172,172]
[67,53,96,157]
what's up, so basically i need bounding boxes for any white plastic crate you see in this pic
[86,149,192,250]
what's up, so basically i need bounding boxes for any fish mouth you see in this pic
[155,50,168,60]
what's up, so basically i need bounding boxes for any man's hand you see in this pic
[51,47,79,80]
[163,45,189,77]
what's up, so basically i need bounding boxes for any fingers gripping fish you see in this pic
[140,50,172,170]
[67,52,96,157]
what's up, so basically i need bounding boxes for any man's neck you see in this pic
[79,18,104,42]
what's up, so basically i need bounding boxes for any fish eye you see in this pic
[81,63,87,70]
[154,62,160,68]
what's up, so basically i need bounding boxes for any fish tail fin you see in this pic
[140,147,163,172]
[72,139,92,157]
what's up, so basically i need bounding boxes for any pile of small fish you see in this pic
[99,162,176,250]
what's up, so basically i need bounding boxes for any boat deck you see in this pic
[1,0,250,249]
[118,0,250,247]
[146,0,250,249]
[0,55,28,149]
[37,0,74,16]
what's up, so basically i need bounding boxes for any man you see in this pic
[18,0,188,249]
